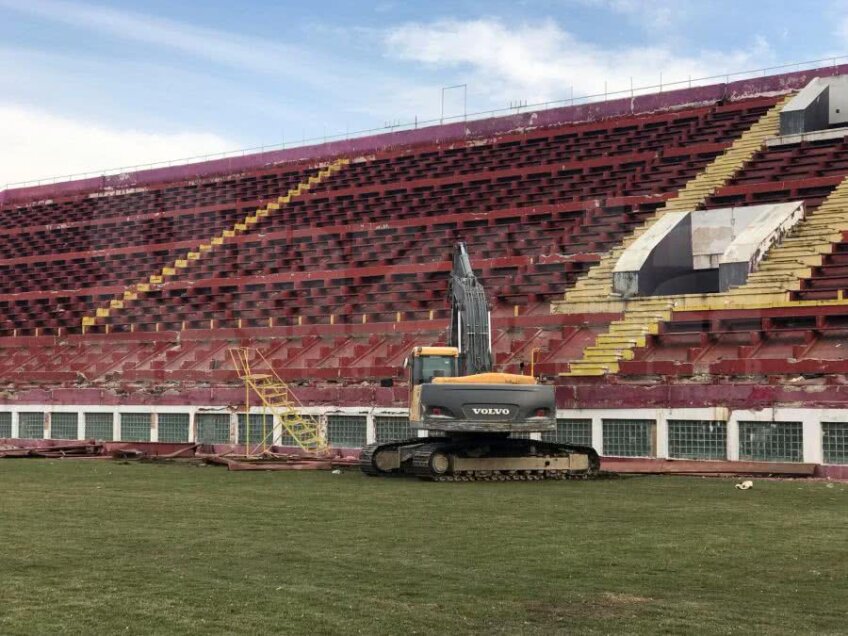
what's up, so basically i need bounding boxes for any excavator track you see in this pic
[359,438,424,477]
[361,436,600,482]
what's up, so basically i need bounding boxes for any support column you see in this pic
[272,412,283,447]
[229,411,238,445]
[366,412,376,445]
[656,412,669,459]
[44,412,51,440]
[727,414,740,461]
[150,412,159,443]
[113,410,121,441]
[592,415,603,455]
[318,411,329,447]
[78,412,86,441]
[802,413,823,464]
[11,410,19,439]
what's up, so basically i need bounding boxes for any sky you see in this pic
[0,0,846,185]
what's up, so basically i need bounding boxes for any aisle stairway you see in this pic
[82,159,349,332]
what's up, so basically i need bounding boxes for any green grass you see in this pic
[0,461,846,635]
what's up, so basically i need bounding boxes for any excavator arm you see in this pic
[449,242,493,375]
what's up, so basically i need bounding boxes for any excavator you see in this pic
[360,242,599,481]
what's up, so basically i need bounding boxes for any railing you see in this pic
[4,54,848,190]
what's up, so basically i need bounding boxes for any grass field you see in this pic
[0,461,845,635]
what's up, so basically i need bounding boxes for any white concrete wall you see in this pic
[691,206,763,270]
[825,75,848,126]
[4,403,847,464]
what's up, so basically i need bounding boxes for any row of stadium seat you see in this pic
[0,168,316,229]
[0,199,663,296]
[312,100,771,192]
[621,305,848,376]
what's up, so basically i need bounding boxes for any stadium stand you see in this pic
[1,64,847,476]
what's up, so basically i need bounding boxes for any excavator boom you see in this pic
[449,242,492,375]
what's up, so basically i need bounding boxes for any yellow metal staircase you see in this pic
[559,96,791,376]
[229,347,328,453]
[82,158,349,331]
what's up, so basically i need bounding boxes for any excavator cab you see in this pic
[408,346,459,384]
[407,346,459,423]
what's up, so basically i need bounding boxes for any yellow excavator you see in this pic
[360,242,599,481]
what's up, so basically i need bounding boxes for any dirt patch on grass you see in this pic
[526,591,653,623]
[601,592,652,605]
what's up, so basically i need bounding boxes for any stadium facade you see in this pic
[1,64,848,477]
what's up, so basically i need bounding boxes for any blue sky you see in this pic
[1,0,846,184]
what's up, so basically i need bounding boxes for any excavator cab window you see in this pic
[411,355,457,385]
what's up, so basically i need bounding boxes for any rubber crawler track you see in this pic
[360,437,600,482]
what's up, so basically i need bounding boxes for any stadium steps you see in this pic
[558,95,792,375]
[565,170,848,376]
[81,159,350,332]
[557,95,790,311]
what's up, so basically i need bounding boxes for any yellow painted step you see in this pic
[582,348,635,361]
[595,334,647,347]
[109,300,124,309]
[82,316,96,327]
[96,308,110,318]
[562,362,617,376]
[149,275,163,284]
[608,324,658,335]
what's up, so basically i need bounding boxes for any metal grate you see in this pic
[602,419,655,457]
[158,413,190,443]
[668,420,727,460]
[374,415,411,443]
[120,413,151,442]
[327,415,367,448]
[51,413,79,440]
[738,421,803,462]
[0,412,11,438]
[542,419,593,446]
[238,414,279,445]
[196,413,231,444]
[19,412,44,439]
[84,413,113,441]
[822,422,848,464]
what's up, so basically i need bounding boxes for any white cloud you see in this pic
[0,104,234,186]
[385,18,773,108]
[0,0,320,84]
